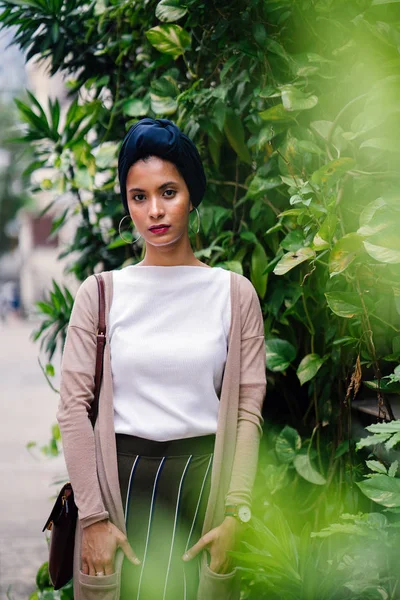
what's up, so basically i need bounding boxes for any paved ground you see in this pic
[0,314,66,600]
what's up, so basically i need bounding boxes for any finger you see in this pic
[183,532,213,561]
[104,559,115,576]
[87,561,96,576]
[81,561,89,575]
[93,563,106,576]
[118,536,141,566]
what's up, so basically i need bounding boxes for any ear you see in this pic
[189,199,194,213]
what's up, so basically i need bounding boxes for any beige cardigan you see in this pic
[56,268,267,600]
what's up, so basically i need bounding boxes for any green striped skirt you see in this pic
[116,433,215,600]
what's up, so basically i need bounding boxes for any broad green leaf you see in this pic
[123,99,148,117]
[151,75,178,97]
[253,22,267,46]
[311,157,356,186]
[150,93,178,115]
[325,292,363,318]
[265,338,297,372]
[357,197,388,236]
[328,233,363,277]
[312,212,337,249]
[155,0,188,22]
[213,100,226,131]
[278,208,303,218]
[388,461,398,477]
[366,460,388,475]
[250,243,268,299]
[246,175,282,199]
[357,475,400,508]
[334,440,349,458]
[280,230,305,252]
[297,353,324,385]
[263,463,290,494]
[74,168,93,191]
[297,140,323,154]
[293,453,326,485]
[310,120,348,152]
[275,425,302,463]
[94,143,118,169]
[223,109,251,164]
[385,433,400,450]
[360,137,400,153]
[259,104,297,122]
[273,247,315,275]
[356,433,392,450]
[145,24,191,59]
[107,237,131,249]
[363,241,400,264]
[364,379,400,394]
[280,85,318,111]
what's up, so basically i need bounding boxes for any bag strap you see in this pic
[88,273,106,428]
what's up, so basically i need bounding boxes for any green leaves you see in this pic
[31,280,74,361]
[356,475,400,508]
[293,453,326,485]
[145,24,191,59]
[275,426,302,463]
[325,292,363,318]
[274,425,326,485]
[155,0,188,22]
[273,247,315,275]
[265,338,297,371]
[279,85,318,111]
[328,233,363,277]
[223,109,251,164]
[296,353,325,386]
[311,158,356,186]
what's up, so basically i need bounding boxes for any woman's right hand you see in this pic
[81,519,141,576]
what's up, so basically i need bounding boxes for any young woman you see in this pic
[57,117,267,600]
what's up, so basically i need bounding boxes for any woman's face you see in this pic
[125,155,193,247]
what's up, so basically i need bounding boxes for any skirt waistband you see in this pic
[115,433,216,457]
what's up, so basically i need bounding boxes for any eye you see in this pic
[164,189,176,197]
[132,194,146,202]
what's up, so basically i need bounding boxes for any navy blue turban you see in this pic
[118,117,206,214]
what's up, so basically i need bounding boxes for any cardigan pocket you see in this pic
[78,571,118,600]
[197,551,241,600]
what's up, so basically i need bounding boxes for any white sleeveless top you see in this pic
[109,265,231,441]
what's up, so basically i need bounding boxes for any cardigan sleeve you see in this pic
[56,274,110,528]
[224,276,267,509]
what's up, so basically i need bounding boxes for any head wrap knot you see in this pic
[118,117,206,213]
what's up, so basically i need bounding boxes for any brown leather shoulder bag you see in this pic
[42,273,106,590]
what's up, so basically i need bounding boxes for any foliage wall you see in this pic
[2,0,400,597]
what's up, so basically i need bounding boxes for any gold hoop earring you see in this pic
[118,214,142,244]
[189,206,200,234]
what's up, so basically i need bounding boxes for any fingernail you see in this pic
[134,558,141,565]
[182,553,190,561]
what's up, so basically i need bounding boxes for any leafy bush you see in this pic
[1,0,400,596]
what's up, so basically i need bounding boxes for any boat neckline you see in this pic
[129,265,215,269]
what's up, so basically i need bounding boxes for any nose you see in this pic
[148,196,165,218]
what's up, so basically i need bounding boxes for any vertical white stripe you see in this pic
[183,454,213,599]
[124,455,140,526]
[136,457,166,600]
[185,454,213,553]
[162,456,193,600]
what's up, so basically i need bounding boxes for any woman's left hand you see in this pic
[182,516,241,574]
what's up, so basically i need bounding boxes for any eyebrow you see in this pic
[128,181,179,193]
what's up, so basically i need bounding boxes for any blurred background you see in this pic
[0,25,73,600]
[1,1,400,599]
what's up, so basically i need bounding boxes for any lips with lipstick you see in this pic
[148,224,171,234]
